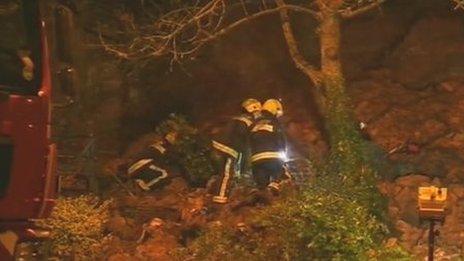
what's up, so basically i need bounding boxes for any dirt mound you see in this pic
[102,173,284,259]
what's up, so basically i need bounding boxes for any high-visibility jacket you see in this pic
[211,113,255,159]
[250,111,286,163]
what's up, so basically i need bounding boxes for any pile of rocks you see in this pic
[379,174,464,258]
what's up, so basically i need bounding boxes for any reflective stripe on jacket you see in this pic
[233,116,253,127]
[128,158,153,176]
[250,151,282,163]
[251,123,274,133]
[212,113,255,154]
[212,140,239,159]
[250,111,285,159]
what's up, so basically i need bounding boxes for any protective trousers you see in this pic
[251,159,291,191]
[212,154,238,203]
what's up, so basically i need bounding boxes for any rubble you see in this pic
[350,76,464,258]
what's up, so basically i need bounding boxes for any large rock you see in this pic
[135,233,179,260]
[437,200,464,246]
[106,216,140,240]
[377,181,394,196]
[392,186,420,225]
[387,17,464,89]
[395,174,431,187]
[285,120,327,158]
[413,149,464,180]
[395,220,425,250]
[449,184,464,199]
[341,0,422,79]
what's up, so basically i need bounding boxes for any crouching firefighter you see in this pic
[212,98,262,204]
[127,131,178,191]
[250,99,291,194]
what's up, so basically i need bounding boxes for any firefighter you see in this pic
[211,98,262,204]
[126,131,178,191]
[250,99,290,194]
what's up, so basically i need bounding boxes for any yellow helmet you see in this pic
[241,98,261,113]
[263,99,283,117]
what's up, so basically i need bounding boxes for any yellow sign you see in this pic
[418,186,447,220]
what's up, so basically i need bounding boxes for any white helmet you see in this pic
[241,98,261,113]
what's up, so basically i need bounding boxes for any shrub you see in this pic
[175,225,261,261]
[251,185,386,260]
[180,181,411,260]
[156,114,216,186]
[36,195,112,259]
[178,148,411,260]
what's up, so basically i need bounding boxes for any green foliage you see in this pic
[36,195,112,259]
[251,186,386,260]
[179,180,411,260]
[174,132,216,186]
[174,225,262,261]
[324,75,364,177]
[321,75,387,219]
[157,114,216,186]
[155,113,196,137]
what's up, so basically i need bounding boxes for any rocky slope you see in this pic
[58,1,464,259]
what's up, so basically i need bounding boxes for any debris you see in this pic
[111,174,136,198]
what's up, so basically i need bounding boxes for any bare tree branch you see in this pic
[286,4,322,20]
[201,5,319,42]
[99,0,320,63]
[453,0,464,9]
[275,0,322,87]
[239,0,249,16]
[275,0,327,115]
[340,0,386,19]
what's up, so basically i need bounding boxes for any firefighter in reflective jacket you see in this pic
[127,131,177,191]
[212,98,262,204]
[250,99,289,193]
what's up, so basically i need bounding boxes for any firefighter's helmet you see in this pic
[263,99,283,117]
[241,98,261,113]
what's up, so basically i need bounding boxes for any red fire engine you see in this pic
[0,0,74,258]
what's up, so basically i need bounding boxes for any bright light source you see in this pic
[279,151,288,162]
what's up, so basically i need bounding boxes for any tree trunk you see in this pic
[276,0,366,174]
[319,13,362,172]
